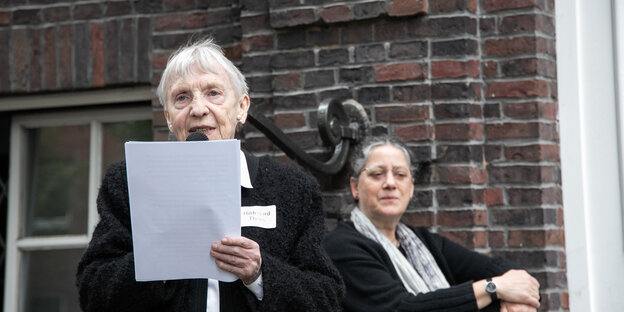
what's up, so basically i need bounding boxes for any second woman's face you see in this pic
[351,144,414,224]
[164,65,249,141]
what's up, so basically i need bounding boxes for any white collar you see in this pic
[240,150,253,189]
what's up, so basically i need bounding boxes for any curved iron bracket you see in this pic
[247,98,370,175]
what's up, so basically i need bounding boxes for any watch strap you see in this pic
[486,278,498,301]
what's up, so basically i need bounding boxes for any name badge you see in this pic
[241,205,276,229]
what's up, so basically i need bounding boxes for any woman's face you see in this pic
[351,144,414,225]
[164,65,249,141]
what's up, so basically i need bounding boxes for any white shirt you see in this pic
[206,151,263,311]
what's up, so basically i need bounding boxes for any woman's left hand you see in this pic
[211,236,262,285]
[500,301,537,312]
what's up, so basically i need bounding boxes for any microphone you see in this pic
[186,132,209,141]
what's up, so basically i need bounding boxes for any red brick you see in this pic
[91,22,105,87]
[402,211,435,227]
[437,166,487,184]
[389,0,427,17]
[562,292,569,309]
[505,144,559,161]
[274,113,306,129]
[438,209,487,226]
[375,62,426,82]
[43,26,56,89]
[485,188,504,206]
[242,34,274,52]
[508,187,562,205]
[376,105,429,122]
[488,230,505,248]
[486,122,541,140]
[273,73,301,91]
[152,110,167,127]
[431,60,479,78]
[183,12,207,29]
[395,124,432,142]
[319,5,350,24]
[486,79,549,99]
[438,230,484,248]
[28,28,41,92]
[482,0,537,12]
[12,28,28,92]
[488,165,547,184]
[241,14,270,33]
[508,230,545,247]
[484,36,537,56]
[154,15,182,31]
[435,123,483,141]
[0,11,9,25]
[473,230,487,248]
[483,61,498,78]
[153,51,172,69]
[547,229,564,246]
[224,45,242,61]
[58,24,72,88]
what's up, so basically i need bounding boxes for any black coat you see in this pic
[77,155,344,312]
[324,222,516,312]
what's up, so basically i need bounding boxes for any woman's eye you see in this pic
[208,90,220,97]
[175,94,189,102]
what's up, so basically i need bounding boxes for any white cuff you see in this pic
[243,272,264,301]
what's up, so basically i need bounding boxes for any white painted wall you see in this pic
[556,0,624,310]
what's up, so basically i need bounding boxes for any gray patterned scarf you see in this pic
[350,207,450,294]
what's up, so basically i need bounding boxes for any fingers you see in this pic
[210,236,262,284]
[501,301,537,312]
[495,270,540,308]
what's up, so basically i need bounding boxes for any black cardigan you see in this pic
[324,222,516,312]
[76,155,344,312]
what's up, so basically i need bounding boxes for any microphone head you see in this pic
[186,132,209,141]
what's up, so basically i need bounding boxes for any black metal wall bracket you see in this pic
[247,98,370,175]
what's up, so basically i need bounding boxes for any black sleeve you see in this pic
[325,224,501,312]
[76,162,199,312]
[258,174,345,311]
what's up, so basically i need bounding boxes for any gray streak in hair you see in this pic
[350,136,414,183]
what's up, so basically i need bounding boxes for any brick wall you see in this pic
[0,0,566,310]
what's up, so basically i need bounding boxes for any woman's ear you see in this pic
[237,95,250,124]
[350,177,359,200]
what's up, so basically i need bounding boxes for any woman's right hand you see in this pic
[493,269,540,308]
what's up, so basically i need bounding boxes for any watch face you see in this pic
[486,281,496,293]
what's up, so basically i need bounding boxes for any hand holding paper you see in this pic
[211,236,262,285]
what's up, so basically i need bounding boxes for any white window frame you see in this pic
[3,87,153,312]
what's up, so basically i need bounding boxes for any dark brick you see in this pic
[403,210,435,227]
[353,1,386,20]
[341,22,373,44]
[104,20,119,85]
[484,36,538,56]
[429,0,476,13]
[437,189,484,207]
[13,8,41,25]
[431,82,479,100]
[357,86,390,105]
[433,103,481,119]
[273,93,317,109]
[488,165,542,184]
[137,17,151,83]
[271,51,314,69]
[202,25,240,46]
[372,125,389,136]
[273,113,306,129]
[247,75,272,93]
[276,30,307,49]
[408,190,433,209]
[486,122,541,140]
[153,15,181,31]
[241,14,270,33]
[432,39,478,57]
[58,24,72,88]
[484,145,502,162]
[242,34,274,52]
[205,9,234,27]
[240,0,268,12]
[304,70,334,89]
[375,20,407,41]
[376,105,429,122]
[268,0,299,7]
[339,66,374,84]
[134,0,164,14]
[74,3,103,20]
[438,230,486,248]
[270,8,317,28]
[491,208,550,226]
[436,145,483,163]
[12,28,28,91]
[508,187,562,205]
[483,0,539,13]
[480,17,496,35]
[308,26,340,46]
[182,12,208,29]
[484,103,500,118]
[106,1,132,16]
[74,22,90,88]
[119,18,135,83]
[29,28,42,92]
[319,48,349,66]
[389,40,427,59]
[242,54,271,72]
[42,6,70,23]
[153,32,193,50]
[319,88,353,102]
[409,16,477,38]
[491,250,559,270]
[436,123,483,141]
[43,26,56,90]
[0,29,9,92]
[273,72,301,91]
[163,0,194,10]
[354,44,385,63]
[393,84,430,102]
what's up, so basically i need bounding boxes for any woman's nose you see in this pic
[383,173,397,189]
[189,96,210,117]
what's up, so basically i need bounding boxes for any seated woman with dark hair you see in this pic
[324,136,540,312]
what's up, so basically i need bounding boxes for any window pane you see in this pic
[102,119,152,172]
[20,248,84,312]
[23,126,90,237]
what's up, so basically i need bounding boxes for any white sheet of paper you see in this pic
[125,139,241,282]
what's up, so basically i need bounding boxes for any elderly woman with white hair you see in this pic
[324,136,540,312]
[76,38,344,312]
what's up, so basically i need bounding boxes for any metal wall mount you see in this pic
[247,98,370,175]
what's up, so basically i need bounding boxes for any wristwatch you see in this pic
[485,278,498,302]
